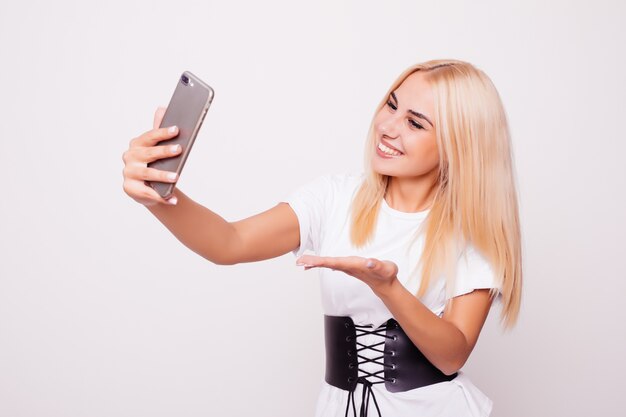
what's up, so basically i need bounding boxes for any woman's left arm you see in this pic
[296,255,494,376]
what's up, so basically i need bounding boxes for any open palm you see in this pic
[296,255,399,294]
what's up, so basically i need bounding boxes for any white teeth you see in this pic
[378,142,402,156]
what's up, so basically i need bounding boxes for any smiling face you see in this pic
[371,71,439,180]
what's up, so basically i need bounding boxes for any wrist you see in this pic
[373,276,403,300]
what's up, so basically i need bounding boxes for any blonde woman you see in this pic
[122,59,522,417]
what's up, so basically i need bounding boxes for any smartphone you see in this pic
[147,71,214,199]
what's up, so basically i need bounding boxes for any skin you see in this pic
[121,72,493,375]
[295,72,493,375]
[122,106,182,207]
[372,71,441,213]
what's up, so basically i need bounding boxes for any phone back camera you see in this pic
[181,75,190,85]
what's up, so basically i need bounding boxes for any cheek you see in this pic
[372,111,387,133]
[425,138,440,163]
[408,135,439,165]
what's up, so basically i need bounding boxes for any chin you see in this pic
[371,162,398,177]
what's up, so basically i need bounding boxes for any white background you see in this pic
[1,1,625,416]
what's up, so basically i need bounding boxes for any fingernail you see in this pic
[366,260,375,268]
[168,125,178,134]
[167,172,177,180]
[296,262,304,266]
[168,197,178,205]
[170,145,180,153]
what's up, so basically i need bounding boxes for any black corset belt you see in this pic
[324,315,458,417]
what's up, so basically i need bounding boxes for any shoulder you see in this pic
[450,244,501,299]
[459,245,493,274]
[281,172,364,212]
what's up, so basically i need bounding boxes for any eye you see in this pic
[409,119,424,130]
[386,100,397,111]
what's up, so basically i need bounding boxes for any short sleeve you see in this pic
[449,245,501,299]
[280,174,333,258]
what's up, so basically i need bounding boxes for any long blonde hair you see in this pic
[349,59,522,328]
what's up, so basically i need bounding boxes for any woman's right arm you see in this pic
[145,191,300,265]
[122,108,301,266]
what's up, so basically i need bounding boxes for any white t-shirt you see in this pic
[281,172,500,417]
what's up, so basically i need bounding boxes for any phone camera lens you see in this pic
[181,75,190,85]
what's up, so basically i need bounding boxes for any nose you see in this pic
[378,115,400,138]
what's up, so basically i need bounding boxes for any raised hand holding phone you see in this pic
[122,72,214,206]
[147,72,214,199]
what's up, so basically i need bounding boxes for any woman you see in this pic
[122,59,522,417]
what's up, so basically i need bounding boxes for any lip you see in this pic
[379,138,403,154]
[377,138,404,156]
[376,146,398,158]
[376,144,402,159]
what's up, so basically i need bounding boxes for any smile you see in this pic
[377,142,403,157]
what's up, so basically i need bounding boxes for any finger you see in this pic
[153,106,166,130]
[366,259,399,277]
[131,125,179,148]
[296,255,320,266]
[123,178,178,205]
[364,258,382,270]
[145,185,178,205]
[324,257,344,270]
[313,256,350,272]
[307,256,338,269]
[141,180,178,205]
[124,165,178,183]
[297,256,337,270]
[306,256,356,269]
[130,142,182,164]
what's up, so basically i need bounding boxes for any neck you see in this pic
[384,169,439,213]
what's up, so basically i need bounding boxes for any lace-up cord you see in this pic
[344,323,395,417]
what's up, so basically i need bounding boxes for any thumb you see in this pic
[367,259,398,276]
[384,260,399,276]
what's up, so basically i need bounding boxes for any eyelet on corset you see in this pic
[347,350,353,356]
[348,363,355,369]
[392,335,398,341]
[390,378,397,384]
[346,336,353,342]
[348,377,355,383]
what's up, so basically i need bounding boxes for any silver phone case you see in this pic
[147,71,214,199]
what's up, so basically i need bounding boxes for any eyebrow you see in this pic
[390,91,434,128]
